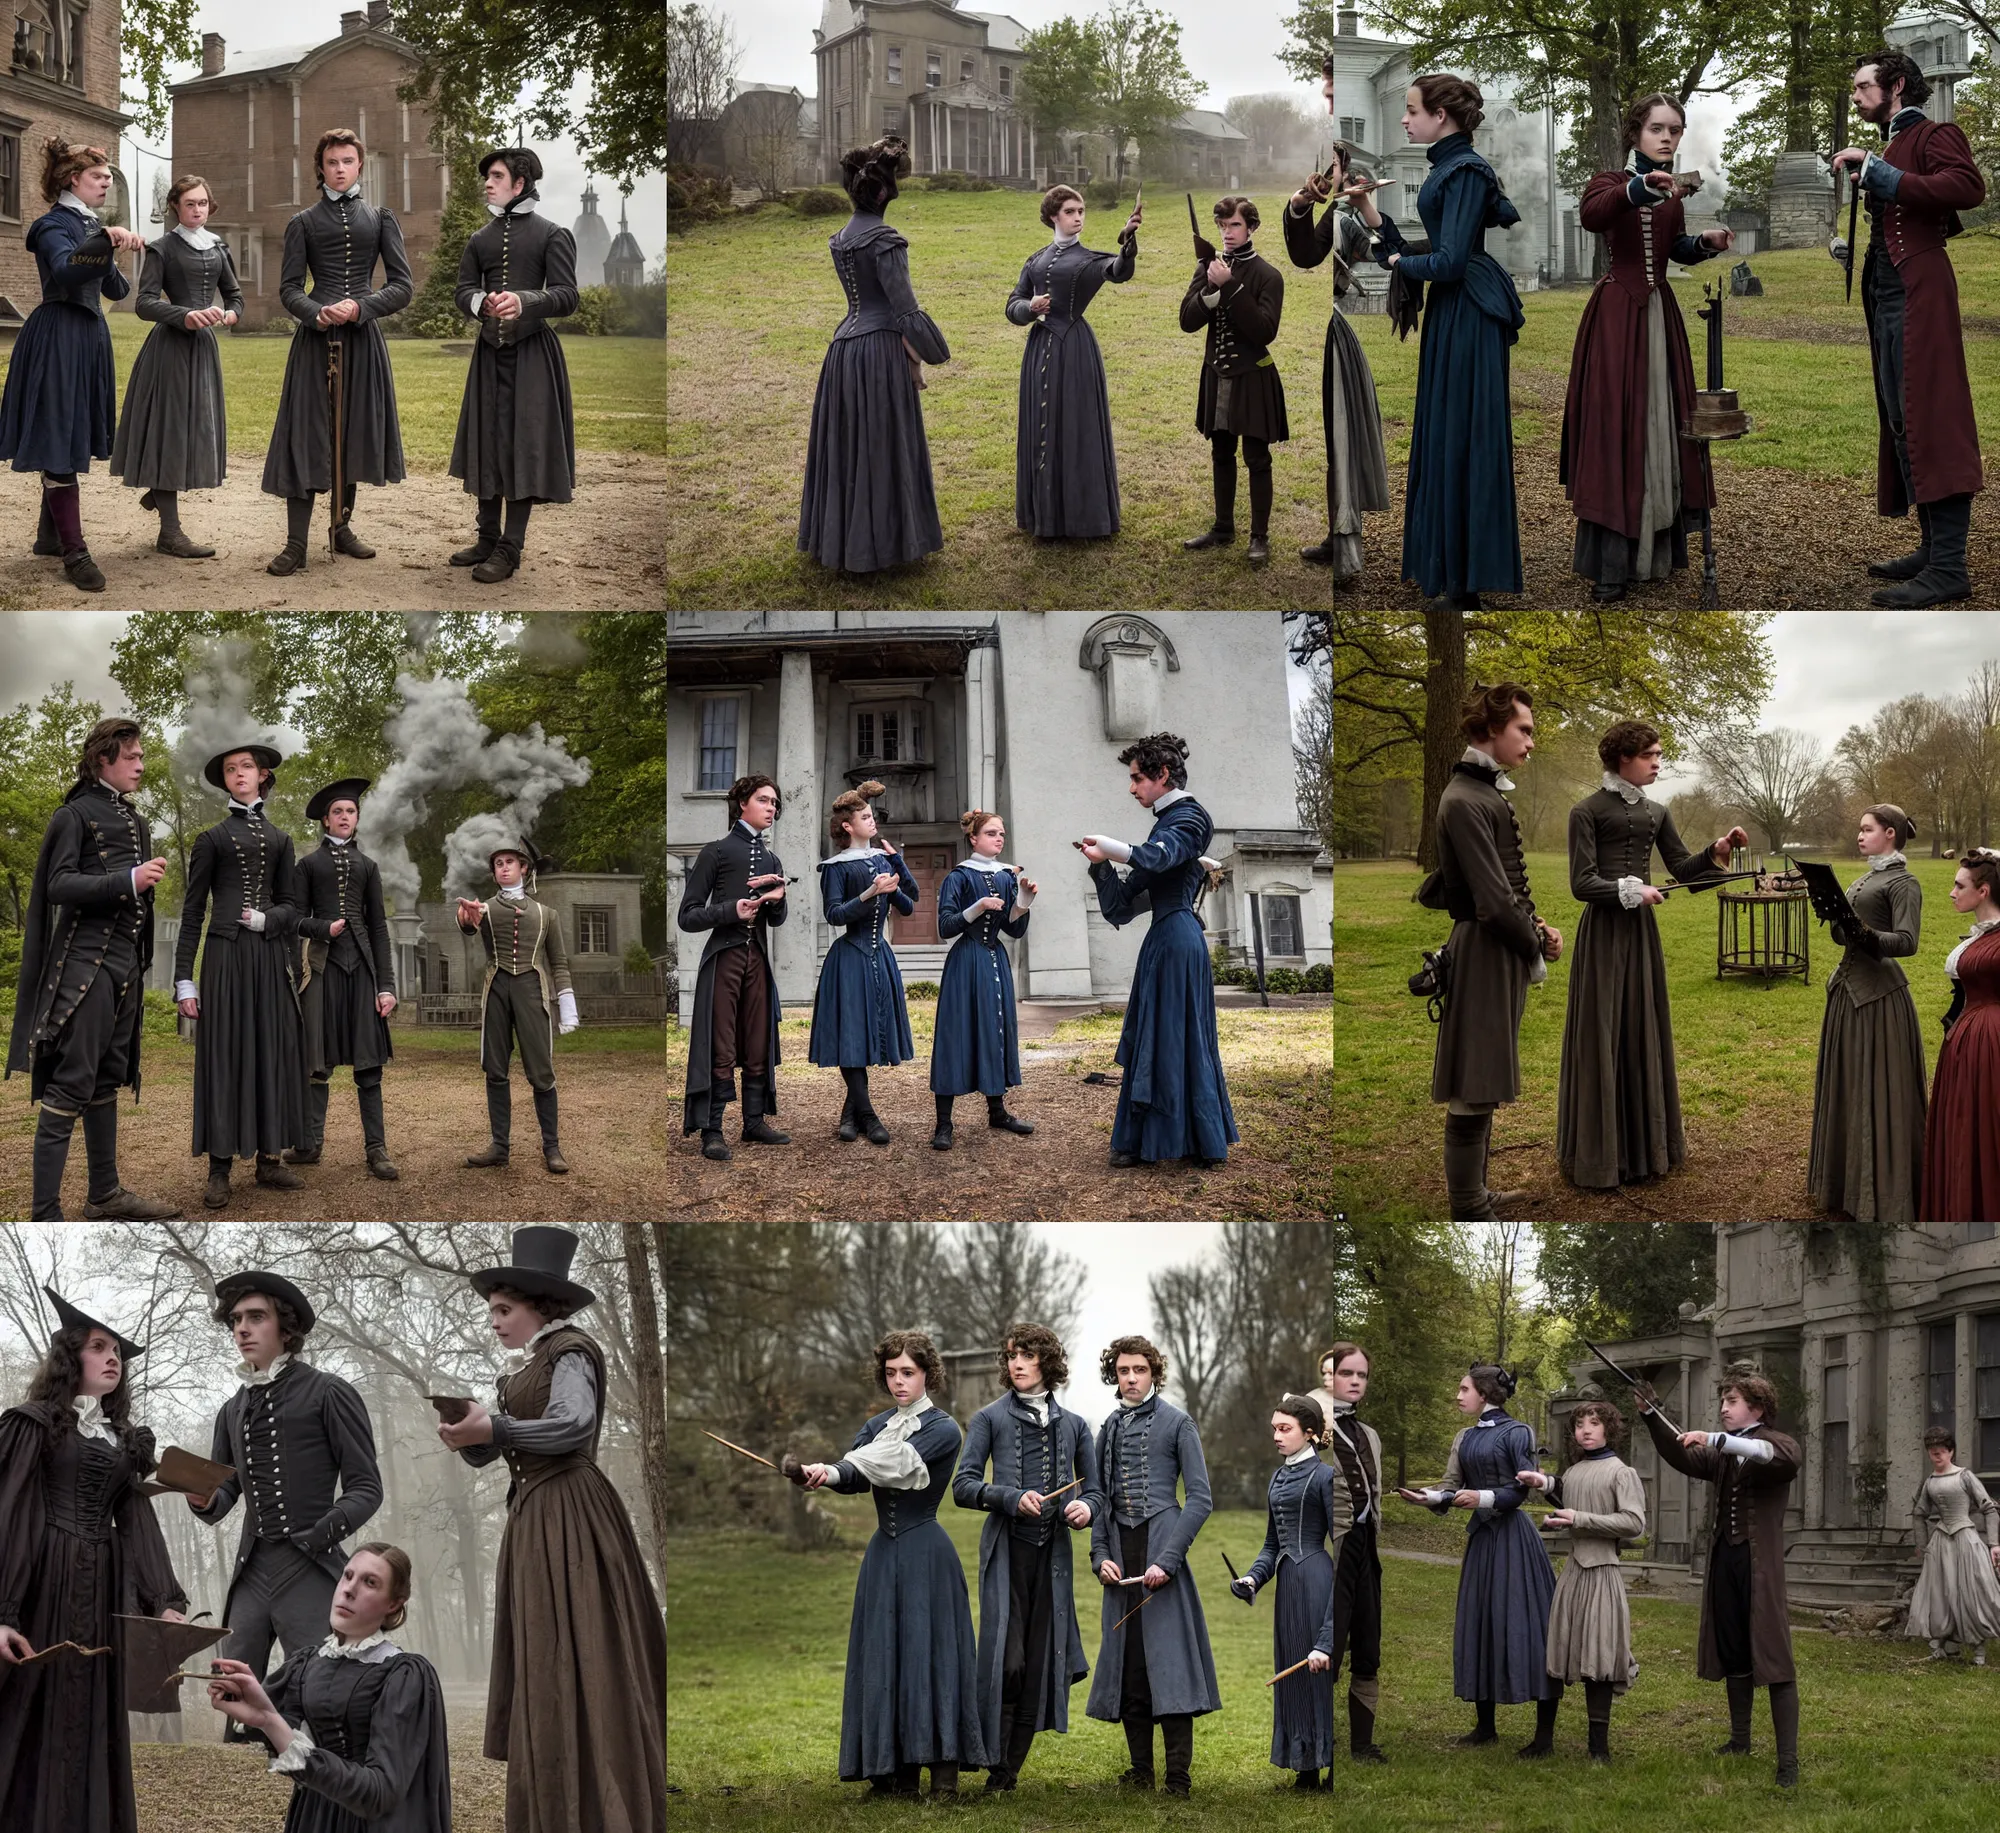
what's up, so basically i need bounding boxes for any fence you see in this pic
[414,968,667,1028]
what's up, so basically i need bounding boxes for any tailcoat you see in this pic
[677,822,787,1130]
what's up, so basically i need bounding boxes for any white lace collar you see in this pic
[1150,787,1191,813]
[316,1630,400,1662]
[323,182,363,202]
[1868,850,1908,873]
[880,1393,935,1436]
[1944,916,2000,980]
[228,797,266,815]
[1601,770,1647,805]
[508,1314,576,1365]
[173,223,221,249]
[823,845,890,865]
[72,1394,119,1445]
[57,189,99,219]
[237,1351,294,1388]
[1462,746,1516,793]
[1283,1444,1319,1466]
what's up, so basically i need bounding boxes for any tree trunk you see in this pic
[1417,609,1469,871]
[624,1219,670,1583]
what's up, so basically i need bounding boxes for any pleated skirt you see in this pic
[1808,981,1926,1224]
[1452,1513,1556,1704]
[798,329,943,572]
[1269,1550,1336,1770]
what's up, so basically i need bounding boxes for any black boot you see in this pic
[356,1074,398,1178]
[927,1763,958,1797]
[287,1079,330,1164]
[453,496,503,565]
[1246,465,1273,563]
[1301,537,1338,565]
[1769,1679,1799,1787]
[987,1092,1033,1134]
[30,1105,79,1220]
[845,1067,888,1144]
[255,1153,304,1190]
[1292,1768,1322,1789]
[1876,493,1972,605]
[838,1081,861,1142]
[1585,1680,1613,1763]
[205,1155,232,1210]
[466,1077,512,1166]
[931,1093,954,1151]
[78,1100,181,1219]
[334,483,375,558]
[1348,1688,1385,1761]
[700,1079,732,1161]
[739,1073,790,1144]
[1457,1699,1498,1747]
[475,500,530,581]
[1119,1715,1155,1787]
[153,489,215,558]
[1184,447,1237,548]
[1867,500,1932,580]
[1517,1684,1560,1758]
[1159,1713,1193,1797]
[533,1085,568,1172]
[1719,1674,1754,1754]
[269,494,313,574]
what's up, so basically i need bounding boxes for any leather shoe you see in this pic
[366,1147,400,1181]
[1871,569,1971,607]
[1246,533,1269,563]
[1300,539,1338,565]
[81,1186,183,1220]
[255,1157,304,1190]
[1108,1149,1139,1168]
[860,1111,891,1146]
[63,549,105,592]
[283,1145,322,1165]
[157,529,217,559]
[334,524,376,559]
[543,1145,570,1174]
[700,1130,731,1161]
[931,1123,954,1150]
[988,1108,1034,1134]
[203,1169,231,1209]
[1182,526,1234,550]
[452,536,498,566]
[465,1140,510,1167]
[1866,546,1929,580]
[267,541,308,576]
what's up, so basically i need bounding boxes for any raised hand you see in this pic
[455,897,484,930]
[870,872,899,897]
[135,856,167,892]
[1205,257,1230,288]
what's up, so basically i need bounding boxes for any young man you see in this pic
[952,1323,1101,1792]
[1557,722,1747,1189]
[261,128,413,575]
[448,146,579,583]
[1637,1370,1802,1786]
[676,774,789,1161]
[1086,1335,1221,1797]
[192,1270,383,1735]
[1833,51,1985,607]
[174,743,310,1211]
[285,777,398,1180]
[1307,1342,1387,1762]
[456,840,576,1173]
[1421,683,1561,1220]
[7,716,179,1220]
[1081,733,1237,1168]
[1178,196,1287,562]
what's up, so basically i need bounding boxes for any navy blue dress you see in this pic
[1245,1457,1340,1771]
[808,848,918,1067]
[827,1404,987,1779]
[930,864,1030,1096]
[1088,796,1238,1162]
[1374,134,1526,599]
[0,204,130,474]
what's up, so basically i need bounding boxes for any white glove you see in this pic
[239,909,267,932]
[557,989,579,1035]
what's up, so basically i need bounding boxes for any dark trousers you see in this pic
[710,942,771,1081]
[220,1540,337,1740]
[1208,432,1273,535]
[39,960,140,1115]
[480,969,556,1089]
[996,1532,1057,1775]
[1867,246,1913,503]
[1116,1519,1193,1785]
[1328,1517,1382,1683]
[1709,1535,1755,1677]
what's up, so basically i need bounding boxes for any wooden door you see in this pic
[898,846,953,944]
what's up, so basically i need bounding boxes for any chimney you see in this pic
[340,10,367,33]
[201,31,225,74]
[1338,7,1359,33]
[367,0,391,25]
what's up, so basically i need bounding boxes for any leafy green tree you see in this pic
[0,687,108,930]
[1094,1,1203,181]
[1534,1221,1716,1340]
[1019,16,1106,143]
[122,0,203,139]
[405,131,493,339]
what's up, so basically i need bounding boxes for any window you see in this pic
[1928,1321,1958,1434]
[436,954,451,997]
[1822,1335,1851,1525]
[698,697,740,792]
[961,57,974,84]
[887,44,902,85]
[0,134,17,220]
[883,106,903,135]
[926,51,942,88]
[1000,65,1011,98]
[576,908,613,955]
[1261,895,1303,957]
[1340,115,1365,145]
[1979,1313,2000,1470]
[853,702,927,765]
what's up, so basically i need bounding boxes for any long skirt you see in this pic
[0,300,116,474]
[1014,321,1120,537]
[798,328,943,572]
[1545,1560,1638,1690]
[190,935,308,1160]
[261,318,405,496]
[450,334,576,504]
[1808,982,1927,1224]
[1318,309,1391,575]
[1452,1512,1556,1704]
[930,937,1020,1095]
[1269,1550,1335,1771]
[808,935,914,1067]
[109,321,228,489]
[1907,1532,2000,1643]
[1920,998,2000,1221]
[1109,907,1238,1162]
[302,955,392,1075]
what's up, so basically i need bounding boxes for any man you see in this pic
[1833,50,1985,607]
[1557,722,1747,1189]
[1420,683,1562,1220]
[1637,1370,1802,1787]
[676,774,790,1161]
[448,146,580,583]
[1307,1342,1387,1763]
[261,128,413,575]
[7,716,180,1220]
[455,840,576,1172]
[952,1323,1101,1792]
[192,1270,383,1736]
[1086,1335,1221,1798]
[285,777,398,1181]
[1178,196,1287,562]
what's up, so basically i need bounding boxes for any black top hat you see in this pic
[305,777,372,823]
[212,1270,317,1334]
[470,1227,596,1311]
[203,743,283,790]
[43,1284,146,1362]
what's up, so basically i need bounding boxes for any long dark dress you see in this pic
[1373,134,1525,598]
[293,840,394,1075]
[1921,925,2000,1221]
[929,863,1029,1096]
[1809,858,1926,1224]
[0,204,130,474]
[826,1403,986,1779]
[1245,1458,1339,1772]
[0,1403,189,1833]
[109,231,244,491]
[798,212,951,572]
[1006,236,1134,536]
[1557,784,1726,1186]
[1087,795,1238,1163]
[808,848,918,1067]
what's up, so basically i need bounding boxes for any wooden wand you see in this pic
[701,1429,780,1471]
[1109,1587,1162,1633]
[1036,1475,1085,1503]
[1269,1654,1321,1686]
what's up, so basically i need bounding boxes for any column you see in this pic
[772,650,819,1007]
[965,644,997,814]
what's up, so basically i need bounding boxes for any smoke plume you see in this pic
[173,637,298,793]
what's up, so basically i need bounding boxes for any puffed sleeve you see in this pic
[0,1408,48,1630]
[876,234,949,363]
[1389,167,1487,284]
[117,1476,190,1616]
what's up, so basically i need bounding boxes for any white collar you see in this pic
[1601,770,1647,805]
[881,1394,935,1436]
[488,197,538,216]
[1462,746,1516,793]
[508,1315,572,1364]
[228,797,265,815]
[1968,916,2000,936]
[1150,788,1191,813]
[323,182,363,202]
[956,857,1020,873]
[1474,1406,1507,1427]
[72,1394,119,1445]
[173,223,221,249]
[324,833,352,848]
[823,845,888,865]
[1119,1385,1156,1410]
[316,1630,399,1662]
[237,1351,294,1388]
[1868,850,1907,873]
[1284,1444,1319,1466]
[1049,227,1081,247]
[498,884,528,901]
[1014,1385,1051,1424]
[57,189,99,219]
[735,819,770,839]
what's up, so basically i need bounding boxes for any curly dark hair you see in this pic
[1276,1392,1326,1444]
[1569,1397,1625,1445]
[726,774,780,824]
[24,1325,157,1472]
[1100,1334,1167,1387]
[840,135,911,212]
[1597,720,1661,773]
[1460,682,1533,743]
[1855,49,1930,110]
[998,1322,1069,1392]
[1213,195,1260,231]
[1923,1425,1956,1453]
[74,716,143,791]
[484,1283,587,1326]
[1467,1363,1516,1408]
[1719,1370,1779,1426]
[874,1329,947,1398]
[1115,733,1190,790]
[212,1288,310,1358]
[1960,849,2000,904]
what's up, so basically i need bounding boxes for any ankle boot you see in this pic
[204,1158,232,1209]
[287,1079,331,1163]
[334,486,375,558]
[1184,448,1237,548]
[838,1083,861,1142]
[1348,1688,1385,1760]
[931,1094,954,1151]
[472,538,521,583]
[739,1073,790,1144]
[700,1080,732,1161]
[1719,1674,1754,1753]
[454,497,502,565]
[466,1078,512,1165]
[1444,1112,1498,1219]
[78,1100,181,1219]
[927,1763,959,1797]
[533,1084,568,1172]
[1868,500,1932,579]
[1873,494,1972,604]
[987,1092,1033,1133]
[270,495,313,573]
[1457,1700,1498,1746]
[1769,1679,1799,1787]
[255,1154,304,1190]
[30,1105,79,1220]
[1517,1686,1560,1757]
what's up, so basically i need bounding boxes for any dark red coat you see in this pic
[1867,118,1985,511]
[1560,171,1718,538]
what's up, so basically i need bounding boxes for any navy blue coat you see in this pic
[930,864,1030,1096]
[952,1394,1103,1757]
[808,848,918,1067]
[1089,796,1238,1162]
[1245,1457,1341,1770]
[0,206,131,474]
[1374,134,1526,599]
[827,1404,987,1777]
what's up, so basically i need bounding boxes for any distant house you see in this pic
[716,81,821,193]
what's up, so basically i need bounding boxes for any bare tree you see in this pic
[1696,724,1829,852]
[667,3,741,167]
[1954,661,2000,850]
[933,1224,1086,1362]
[1293,653,1332,856]
[735,88,803,197]
[1148,1263,1233,1426]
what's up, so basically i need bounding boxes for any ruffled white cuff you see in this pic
[1088,835,1133,865]
[174,979,197,1003]
[1616,875,1645,909]
[269,1721,314,1773]
[240,909,267,932]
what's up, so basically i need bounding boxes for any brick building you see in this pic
[168,2,445,324]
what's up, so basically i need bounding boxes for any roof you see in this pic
[965,12,1030,51]
[1175,109,1248,141]
[733,81,803,99]
[818,0,1026,50]
[171,30,410,92]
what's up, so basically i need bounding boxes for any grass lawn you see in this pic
[1332,852,1966,1221]
[667,1496,1998,1832]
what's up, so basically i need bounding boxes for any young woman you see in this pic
[1229,1396,1340,1790]
[0,1289,191,1833]
[1350,76,1523,607]
[1560,95,1733,602]
[930,809,1036,1150]
[1396,1365,1557,1751]
[1809,804,1927,1225]
[438,1227,665,1832]
[0,138,145,592]
[1516,1398,1646,1760]
[1006,185,1142,539]
[1921,847,2000,1221]
[110,172,243,558]
[810,780,919,1144]
[1905,1426,2000,1663]
[790,1330,985,1797]
[207,1544,451,1831]
[799,135,951,574]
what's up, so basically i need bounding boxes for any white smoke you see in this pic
[172,636,300,795]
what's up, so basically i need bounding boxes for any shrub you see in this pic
[924,170,996,191]
[1084,179,1121,210]
[1264,966,1305,994]
[903,980,941,999]
[667,166,734,230]
[554,283,666,338]
[1302,962,1333,993]
[791,185,849,217]
[622,941,658,976]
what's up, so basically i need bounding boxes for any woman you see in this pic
[0,138,145,592]
[1904,1426,2000,1663]
[798,135,951,574]
[1229,1396,1339,1789]
[1561,95,1732,603]
[207,1544,451,1831]
[809,779,919,1145]
[791,1330,985,1797]
[1397,1365,1557,1750]
[0,1287,191,1833]
[930,808,1037,1150]
[1809,804,1927,1225]
[1921,847,2000,1221]
[110,172,244,558]
[440,1226,666,1832]
[1005,185,1141,539]
[1350,76,1523,607]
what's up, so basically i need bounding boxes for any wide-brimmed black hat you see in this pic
[470,1227,596,1311]
[212,1270,317,1333]
[305,776,371,822]
[203,742,283,790]
[43,1284,146,1362]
